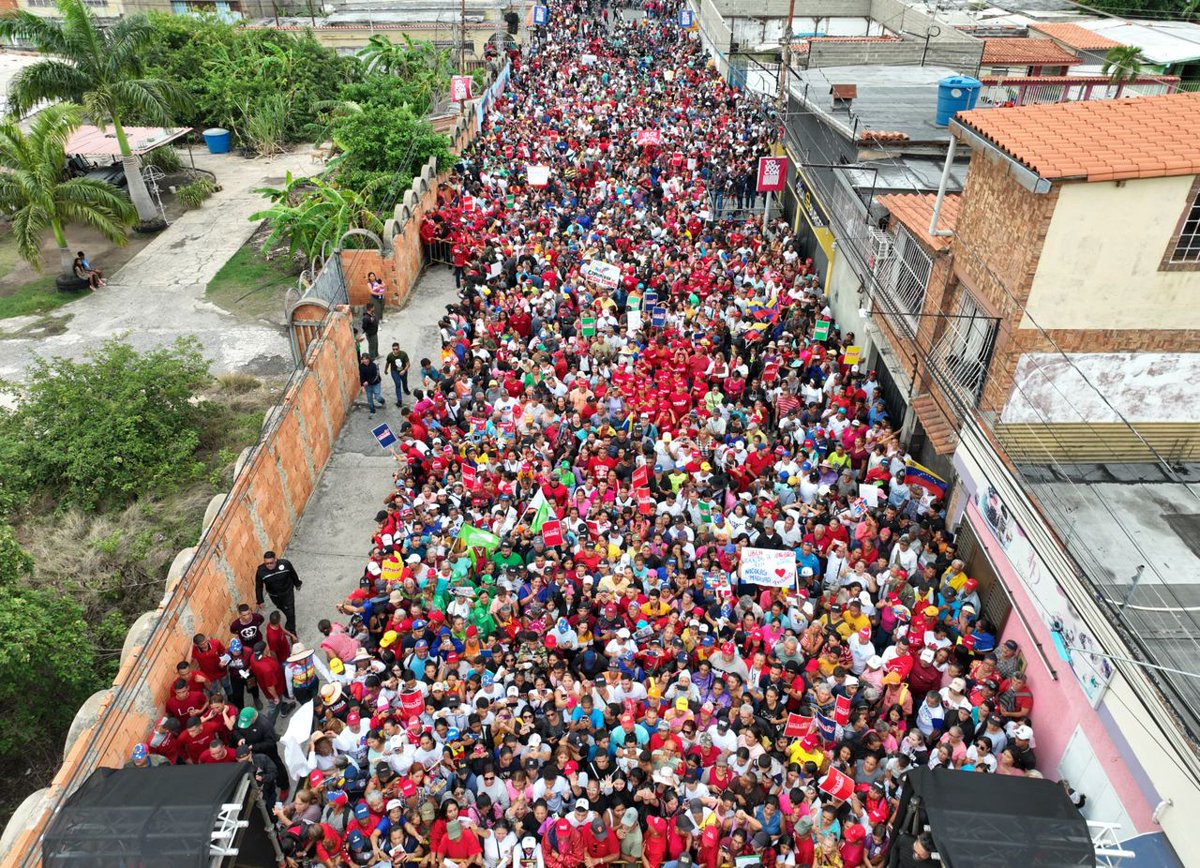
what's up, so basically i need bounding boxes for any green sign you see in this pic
[581,316,596,337]
[813,319,830,341]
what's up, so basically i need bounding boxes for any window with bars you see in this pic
[876,225,931,338]
[1168,184,1200,264]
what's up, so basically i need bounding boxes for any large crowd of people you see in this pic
[129,0,1047,865]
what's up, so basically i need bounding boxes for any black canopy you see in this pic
[43,763,273,867]
[904,767,1095,867]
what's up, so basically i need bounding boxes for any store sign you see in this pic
[798,181,827,229]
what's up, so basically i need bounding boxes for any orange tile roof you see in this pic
[955,93,1200,182]
[981,38,1080,66]
[877,194,960,252]
[1028,22,1122,51]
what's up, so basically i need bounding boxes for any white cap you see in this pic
[617,628,631,639]
[1014,725,1034,740]
[575,798,590,810]
[800,567,814,577]
[386,798,403,811]
[844,676,859,687]
[528,733,542,747]
[866,655,883,669]
[920,648,935,663]
[506,685,520,697]
[950,677,966,693]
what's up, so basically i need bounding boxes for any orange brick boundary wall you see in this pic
[0,309,360,867]
[340,99,483,309]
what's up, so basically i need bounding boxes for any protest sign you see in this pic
[582,259,620,289]
[740,547,796,588]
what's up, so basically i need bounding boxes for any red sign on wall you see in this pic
[756,156,789,193]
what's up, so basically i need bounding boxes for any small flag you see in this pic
[784,713,814,738]
[762,359,780,382]
[585,519,601,537]
[904,459,948,498]
[815,711,837,742]
[834,694,852,725]
[457,524,501,550]
[698,501,712,523]
[528,489,556,531]
[813,319,830,341]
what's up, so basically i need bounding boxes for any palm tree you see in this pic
[0,104,136,278]
[0,0,183,231]
[1102,45,1147,97]
[251,174,384,261]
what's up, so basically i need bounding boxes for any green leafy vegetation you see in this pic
[206,238,299,320]
[0,341,282,820]
[177,177,217,209]
[0,275,82,320]
[252,173,387,261]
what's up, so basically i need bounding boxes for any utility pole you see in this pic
[460,0,468,74]
[777,0,796,104]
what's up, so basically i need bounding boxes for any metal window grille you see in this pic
[875,225,931,339]
[929,292,998,410]
[1170,186,1200,263]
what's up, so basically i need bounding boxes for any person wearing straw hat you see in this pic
[284,642,330,707]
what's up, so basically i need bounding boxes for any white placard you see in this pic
[582,259,620,289]
[740,547,797,588]
[527,164,550,187]
[858,484,881,508]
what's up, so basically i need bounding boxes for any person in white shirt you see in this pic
[706,718,738,755]
[847,629,875,675]
[709,643,749,681]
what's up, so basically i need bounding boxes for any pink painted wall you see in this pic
[968,503,1157,833]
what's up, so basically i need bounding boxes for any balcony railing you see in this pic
[976,75,1179,108]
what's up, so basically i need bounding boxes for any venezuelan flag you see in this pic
[905,459,948,498]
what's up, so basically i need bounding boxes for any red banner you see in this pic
[462,464,477,490]
[637,129,662,146]
[632,466,649,489]
[541,519,563,547]
[400,690,425,719]
[783,713,814,738]
[756,156,789,193]
[638,492,655,515]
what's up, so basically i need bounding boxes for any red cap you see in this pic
[330,790,349,805]
[721,641,735,655]
[309,770,325,787]
[466,625,478,637]
[964,578,978,592]
[347,711,361,726]
[563,760,579,774]
[556,818,573,836]
[446,652,460,664]
[844,824,866,843]
[801,734,818,750]
[400,779,417,798]
[858,628,871,640]
[545,635,557,648]
[620,713,635,726]
[430,611,445,622]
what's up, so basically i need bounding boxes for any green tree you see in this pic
[0,586,97,759]
[0,337,212,510]
[252,173,386,261]
[0,0,183,228]
[0,524,33,586]
[1102,45,1147,96]
[0,104,136,277]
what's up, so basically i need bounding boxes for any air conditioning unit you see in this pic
[868,226,893,272]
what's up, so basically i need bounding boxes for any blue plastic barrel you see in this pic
[935,76,982,126]
[202,128,231,154]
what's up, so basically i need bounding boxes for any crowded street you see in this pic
[147,2,1045,865]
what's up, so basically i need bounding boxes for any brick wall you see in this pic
[1,309,360,867]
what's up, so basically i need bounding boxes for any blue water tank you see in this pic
[935,76,982,126]
[202,127,231,154]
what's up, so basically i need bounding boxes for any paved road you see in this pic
[285,266,460,648]
[0,149,310,382]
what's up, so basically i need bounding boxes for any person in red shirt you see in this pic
[542,817,584,868]
[165,678,207,721]
[190,633,228,683]
[249,641,286,727]
[198,738,235,764]
[580,817,620,865]
[178,714,225,764]
[436,818,484,866]
[307,822,346,865]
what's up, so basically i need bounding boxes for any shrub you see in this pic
[0,337,213,511]
[177,177,216,209]
[142,146,184,174]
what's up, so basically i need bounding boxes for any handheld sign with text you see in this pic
[678,8,694,27]
[813,319,831,341]
[819,767,855,802]
[632,465,649,489]
[652,305,667,328]
[644,290,658,308]
[581,316,596,337]
[784,713,815,738]
[540,519,563,547]
[815,711,838,742]
[533,4,549,24]
[582,259,621,289]
[740,547,797,588]
[638,492,655,515]
[462,463,477,490]
[400,690,425,719]
[372,423,397,450]
[843,345,862,366]
[834,694,852,725]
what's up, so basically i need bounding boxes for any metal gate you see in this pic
[870,351,909,431]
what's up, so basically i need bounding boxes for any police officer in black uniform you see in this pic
[255,550,302,633]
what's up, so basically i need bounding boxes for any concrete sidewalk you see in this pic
[285,266,460,648]
[0,149,311,382]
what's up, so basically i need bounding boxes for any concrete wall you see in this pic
[0,309,361,867]
[1025,175,1200,333]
